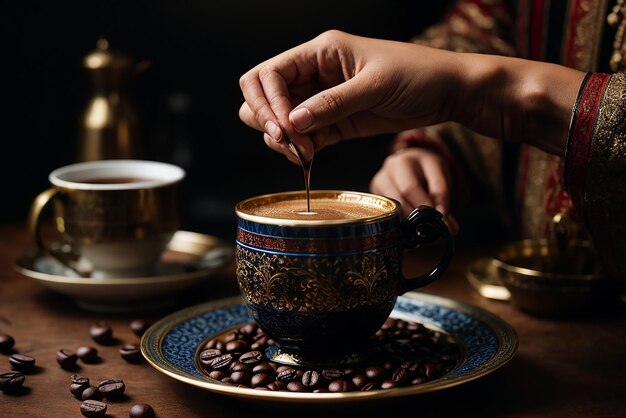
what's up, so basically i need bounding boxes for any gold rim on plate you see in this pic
[141,292,518,403]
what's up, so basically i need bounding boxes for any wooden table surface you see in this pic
[2,222,626,418]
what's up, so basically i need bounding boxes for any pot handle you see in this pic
[399,205,454,294]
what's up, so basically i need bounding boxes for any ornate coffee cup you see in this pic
[28,159,185,278]
[235,190,453,367]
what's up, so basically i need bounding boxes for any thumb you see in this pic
[289,72,379,133]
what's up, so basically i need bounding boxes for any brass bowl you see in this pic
[492,239,611,315]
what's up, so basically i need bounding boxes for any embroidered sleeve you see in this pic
[564,71,626,280]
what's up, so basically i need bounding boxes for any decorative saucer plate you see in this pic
[141,292,518,403]
[13,231,235,313]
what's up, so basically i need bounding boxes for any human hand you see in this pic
[238,30,463,163]
[370,147,459,235]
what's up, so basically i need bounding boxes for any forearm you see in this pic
[452,53,587,156]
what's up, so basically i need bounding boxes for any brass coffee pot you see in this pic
[77,38,149,161]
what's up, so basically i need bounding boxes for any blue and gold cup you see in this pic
[235,190,453,367]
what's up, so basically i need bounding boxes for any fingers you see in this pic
[289,70,380,135]
[239,59,316,162]
[369,149,459,235]
[418,151,451,215]
[370,152,434,217]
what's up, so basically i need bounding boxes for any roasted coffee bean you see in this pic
[342,367,358,377]
[322,368,344,380]
[0,333,15,352]
[239,350,263,366]
[364,366,385,382]
[56,349,78,369]
[199,348,222,365]
[381,379,398,389]
[351,374,367,390]
[97,378,125,400]
[203,338,219,350]
[381,317,396,330]
[229,361,252,374]
[196,318,463,394]
[276,367,297,382]
[208,370,225,380]
[90,322,113,345]
[70,375,90,397]
[411,376,427,385]
[81,386,102,401]
[72,374,89,385]
[252,362,274,374]
[266,381,286,391]
[129,319,151,337]
[251,373,273,388]
[76,346,99,363]
[286,381,306,392]
[400,360,419,372]
[9,354,35,372]
[225,339,250,354]
[382,360,395,372]
[328,379,354,392]
[71,382,90,397]
[238,323,258,336]
[210,353,234,370]
[230,371,252,386]
[301,370,319,387]
[223,332,239,343]
[391,368,408,385]
[129,403,155,418]
[0,371,24,392]
[80,399,107,417]
[119,344,142,363]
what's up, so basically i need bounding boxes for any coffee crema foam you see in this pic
[247,198,388,221]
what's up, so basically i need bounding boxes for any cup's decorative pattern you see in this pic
[236,229,400,254]
[236,245,401,312]
[56,187,179,242]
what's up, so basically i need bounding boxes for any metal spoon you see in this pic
[278,124,314,213]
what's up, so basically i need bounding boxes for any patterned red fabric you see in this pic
[564,72,611,218]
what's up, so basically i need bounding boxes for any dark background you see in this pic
[2,1,451,241]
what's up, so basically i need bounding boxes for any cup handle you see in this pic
[399,205,454,294]
[27,188,86,276]
[28,188,59,253]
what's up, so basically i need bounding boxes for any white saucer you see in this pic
[13,231,235,313]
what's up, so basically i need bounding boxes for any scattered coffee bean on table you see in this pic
[0,371,25,393]
[76,346,99,363]
[197,317,463,393]
[9,354,35,372]
[97,378,125,400]
[56,348,78,369]
[130,319,151,337]
[81,386,102,401]
[119,343,142,363]
[80,399,107,417]
[90,322,113,345]
[0,333,15,352]
[70,374,90,398]
[129,402,155,418]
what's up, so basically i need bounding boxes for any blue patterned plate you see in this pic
[141,292,518,403]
